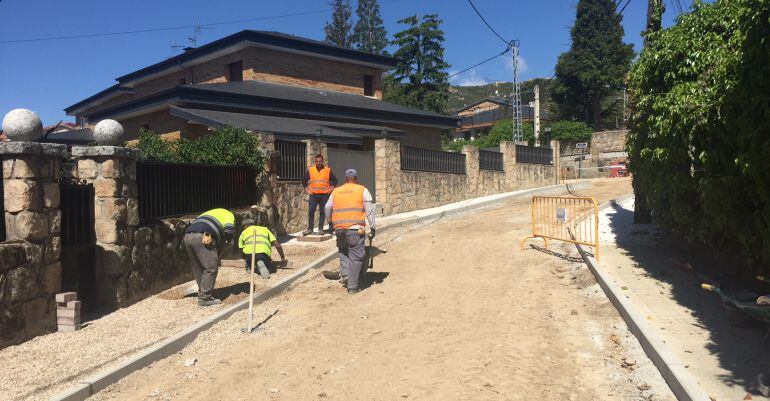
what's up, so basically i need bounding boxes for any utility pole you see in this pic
[534,84,541,146]
[510,40,523,142]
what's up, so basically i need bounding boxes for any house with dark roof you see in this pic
[453,96,543,141]
[65,30,457,150]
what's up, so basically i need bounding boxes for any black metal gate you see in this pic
[327,147,376,200]
[59,167,97,310]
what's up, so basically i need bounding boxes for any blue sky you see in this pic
[0,0,687,125]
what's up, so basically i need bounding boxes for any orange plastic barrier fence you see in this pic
[520,195,600,260]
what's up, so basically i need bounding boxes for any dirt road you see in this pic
[90,178,675,401]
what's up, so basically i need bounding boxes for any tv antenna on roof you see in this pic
[170,21,213,54]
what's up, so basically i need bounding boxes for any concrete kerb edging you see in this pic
[575,196,710,401]
[50,181,590,401]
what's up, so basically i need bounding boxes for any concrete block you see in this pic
[297,234,333,242]
[67,300,82,310]
[57,316,81,325]
[58,324,81,333]
[55,292,77,303]
[56,307,81,318]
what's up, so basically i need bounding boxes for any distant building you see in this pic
[453,96,544,141]
[65,30,457,150]
[0,122,93,145]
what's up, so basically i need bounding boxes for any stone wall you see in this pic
[0,142,66,348]
[374,139,557,215]
[559,130,627,179]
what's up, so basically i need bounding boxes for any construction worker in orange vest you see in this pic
[324,168,375,294]
[302,154,338,236]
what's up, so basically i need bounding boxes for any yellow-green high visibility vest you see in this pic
[238,225,275,256]
[197,208,235,241]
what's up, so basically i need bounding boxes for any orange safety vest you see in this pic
[308,166,333,194]
[331,183,366,230]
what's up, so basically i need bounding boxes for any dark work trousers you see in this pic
[338,230,366,291]
[183,232,219,301]
[307,194,330,231]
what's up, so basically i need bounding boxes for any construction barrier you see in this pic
[520,195,600,260]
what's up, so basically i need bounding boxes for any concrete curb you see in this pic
[576,195,710,401]
[50,181,590,401]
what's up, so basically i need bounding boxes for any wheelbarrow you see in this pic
[701,283,770,328]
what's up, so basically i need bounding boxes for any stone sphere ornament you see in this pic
[2,109,43,141]
[93,119,124,145]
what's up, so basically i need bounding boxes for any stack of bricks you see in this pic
[56,292,81,332]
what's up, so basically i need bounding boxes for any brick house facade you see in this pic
[65,30,456,150]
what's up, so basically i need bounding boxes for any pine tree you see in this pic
[551,0,634,129]
[384,14,450,113]
[352,0,388,54]
[324,0,353,48]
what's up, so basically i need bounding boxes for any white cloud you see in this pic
[449,68,489,86]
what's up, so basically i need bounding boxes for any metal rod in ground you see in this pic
[242,228,257,333]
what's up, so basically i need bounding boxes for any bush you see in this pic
[444,120,535,152]
[132,125,265,172]
[549,121,592,142]
[627,0,770,274]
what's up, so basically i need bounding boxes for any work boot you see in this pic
[340,276,348,287]
[302,230,312,236]
[347,288,359,294]
[198,298,222,307]
[257,261,271,280]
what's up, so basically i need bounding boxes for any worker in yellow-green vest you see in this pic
[238,219,286,280]
[183,208,236,306]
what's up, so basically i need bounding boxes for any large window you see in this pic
[227,61,243,82]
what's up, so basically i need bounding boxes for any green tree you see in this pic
[352,0,388,54]
[552,0,634,129]
[444,120,535,152]
[324,0,353,48]
[384,14,450,113]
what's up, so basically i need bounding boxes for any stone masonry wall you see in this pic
[0,142,66,348]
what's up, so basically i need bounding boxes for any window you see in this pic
[227,61,243,82]
[178,78,186,85]
[363,74,374,96]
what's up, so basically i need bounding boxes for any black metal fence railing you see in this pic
[516,144,553,165]
[276,140,306,181]
[400,146,466,175]
[479,150,504,171]
[137,161,258,222]
[60,183,95,246]
[0,175,5,242]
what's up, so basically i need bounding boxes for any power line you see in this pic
[618,0,632,15]
[466,0,510,45]
[447,45,511,79]
[0,0,406,44]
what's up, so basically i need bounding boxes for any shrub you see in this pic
[444,120,535,152]
[627,0,770,274]
[549,121,592,142]
[132,125,265,172]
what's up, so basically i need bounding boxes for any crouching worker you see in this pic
[238,219,286,280]
[325,169,375,294]
[183,208,235,306]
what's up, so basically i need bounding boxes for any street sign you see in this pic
[576,143,588,149]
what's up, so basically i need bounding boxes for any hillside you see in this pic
[448,78,555,114]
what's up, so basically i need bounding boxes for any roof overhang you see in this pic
[64,85,134,116]
[116,31,397,87]
[84,86,458,129]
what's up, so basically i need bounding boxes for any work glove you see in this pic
[369,228,376,239]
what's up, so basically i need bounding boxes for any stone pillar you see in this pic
[374,138,401,215]
[0,142,67,342]
[500,141,517,190]
[462,145,479,198]
[71,146,139,307]
[551,140,561,184]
